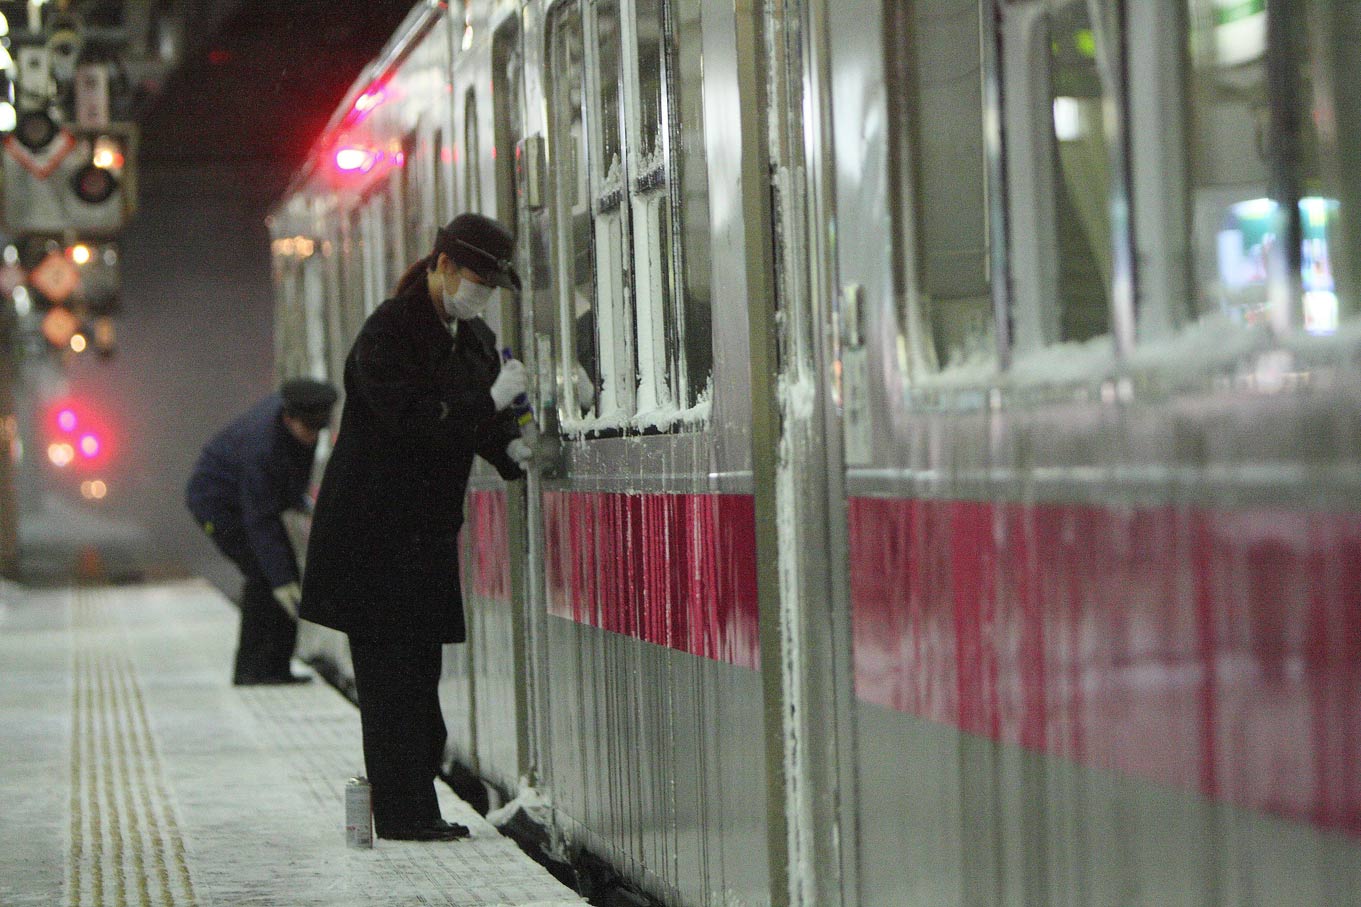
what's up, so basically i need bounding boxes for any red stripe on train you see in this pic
[468,489,1360,837]
[849,497,1361,839]
[540,491,761,669]
[463,489,511,600]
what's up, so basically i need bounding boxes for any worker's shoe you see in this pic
[376,819,470,841]
[233,673,312,686]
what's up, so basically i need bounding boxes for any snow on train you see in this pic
[269,0,1360,904]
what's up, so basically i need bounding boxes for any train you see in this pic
[268,0,1361,905]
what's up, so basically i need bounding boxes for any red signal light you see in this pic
[45,399,113,469]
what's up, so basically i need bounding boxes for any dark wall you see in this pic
[109,160,286,591]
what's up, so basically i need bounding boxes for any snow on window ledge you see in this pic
[559,377,713,439]
[905,312,1361,410]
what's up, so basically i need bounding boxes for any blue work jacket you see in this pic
[185,393,316,589]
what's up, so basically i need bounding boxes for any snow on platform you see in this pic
[0,580,585,907]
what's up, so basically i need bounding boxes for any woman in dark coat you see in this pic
[300,213,529,841]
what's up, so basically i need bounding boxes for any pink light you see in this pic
[334,147,379,173]
[354,89,386,113]
[57,409,77,432]
[79,435,100,458]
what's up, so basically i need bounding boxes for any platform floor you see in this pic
[0,580,585,907]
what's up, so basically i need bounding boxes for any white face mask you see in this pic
[443,274,495,321]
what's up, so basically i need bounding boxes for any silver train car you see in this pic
[269,0,1361,904]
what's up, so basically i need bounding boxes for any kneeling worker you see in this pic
[186,377,339,685]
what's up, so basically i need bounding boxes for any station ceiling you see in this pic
[136,0,415,193]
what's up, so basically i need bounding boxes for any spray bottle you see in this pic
[501,346,538,446]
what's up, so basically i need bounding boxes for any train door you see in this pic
[766,0,1122,903]
[537,0,761,902]
[747,0,862,901]
[810,0,1361,905]
[465,11,532,796]
[811,0,1124,903]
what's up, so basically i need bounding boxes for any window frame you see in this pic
[545,0,706,436]
[463,87,483,213]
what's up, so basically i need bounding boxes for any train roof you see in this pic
[271,0,449,217]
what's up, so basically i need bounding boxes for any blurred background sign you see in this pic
[39,304,78,348]
[29,249,78,302]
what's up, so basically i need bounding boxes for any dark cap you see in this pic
[280,378,339,429]
[434,213,521,291]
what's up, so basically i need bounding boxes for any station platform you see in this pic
[0,580,586,907]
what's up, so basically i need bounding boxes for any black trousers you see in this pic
[348,637,447,832]
[203,522,298,682]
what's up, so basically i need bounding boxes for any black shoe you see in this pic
[233,673,313,686]
[376,819,470,841]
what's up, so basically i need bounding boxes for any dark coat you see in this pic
[299,281,523,643]
[185,393,315,589]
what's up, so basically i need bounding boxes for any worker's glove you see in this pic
[573,364,595,407]
[506,437,533,467]
[272,582,302,620]
[490,359,528,411]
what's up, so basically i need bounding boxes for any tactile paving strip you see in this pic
[67,590,201,907]
[53,583,585,907]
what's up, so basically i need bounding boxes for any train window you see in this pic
[402,130,424,263]
[1181,0,1354,338]
[547,0,709,432]
[492,21,522,231]
[633,0,665,162]
[362,198,386,311]
[593,0,624,180]
[324,245,347,388]
[588,0,636,420]
[302,252,329,380]
[887,0,994,375]
[380,180,403,294]
[433,131,449,222]
[671,0,711,403]
[334,216,353,344]
[344,207,364,330]
[463,89,483,213]
[548,0,600,418]
[1046,2,1113,344]
[628,0,672,415]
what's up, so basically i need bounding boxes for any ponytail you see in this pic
[393,253,435,298]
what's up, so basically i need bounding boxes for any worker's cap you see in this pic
[434,213,521,292]
[280,378,339,429]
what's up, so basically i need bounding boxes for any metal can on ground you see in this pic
[345,777,373,848]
